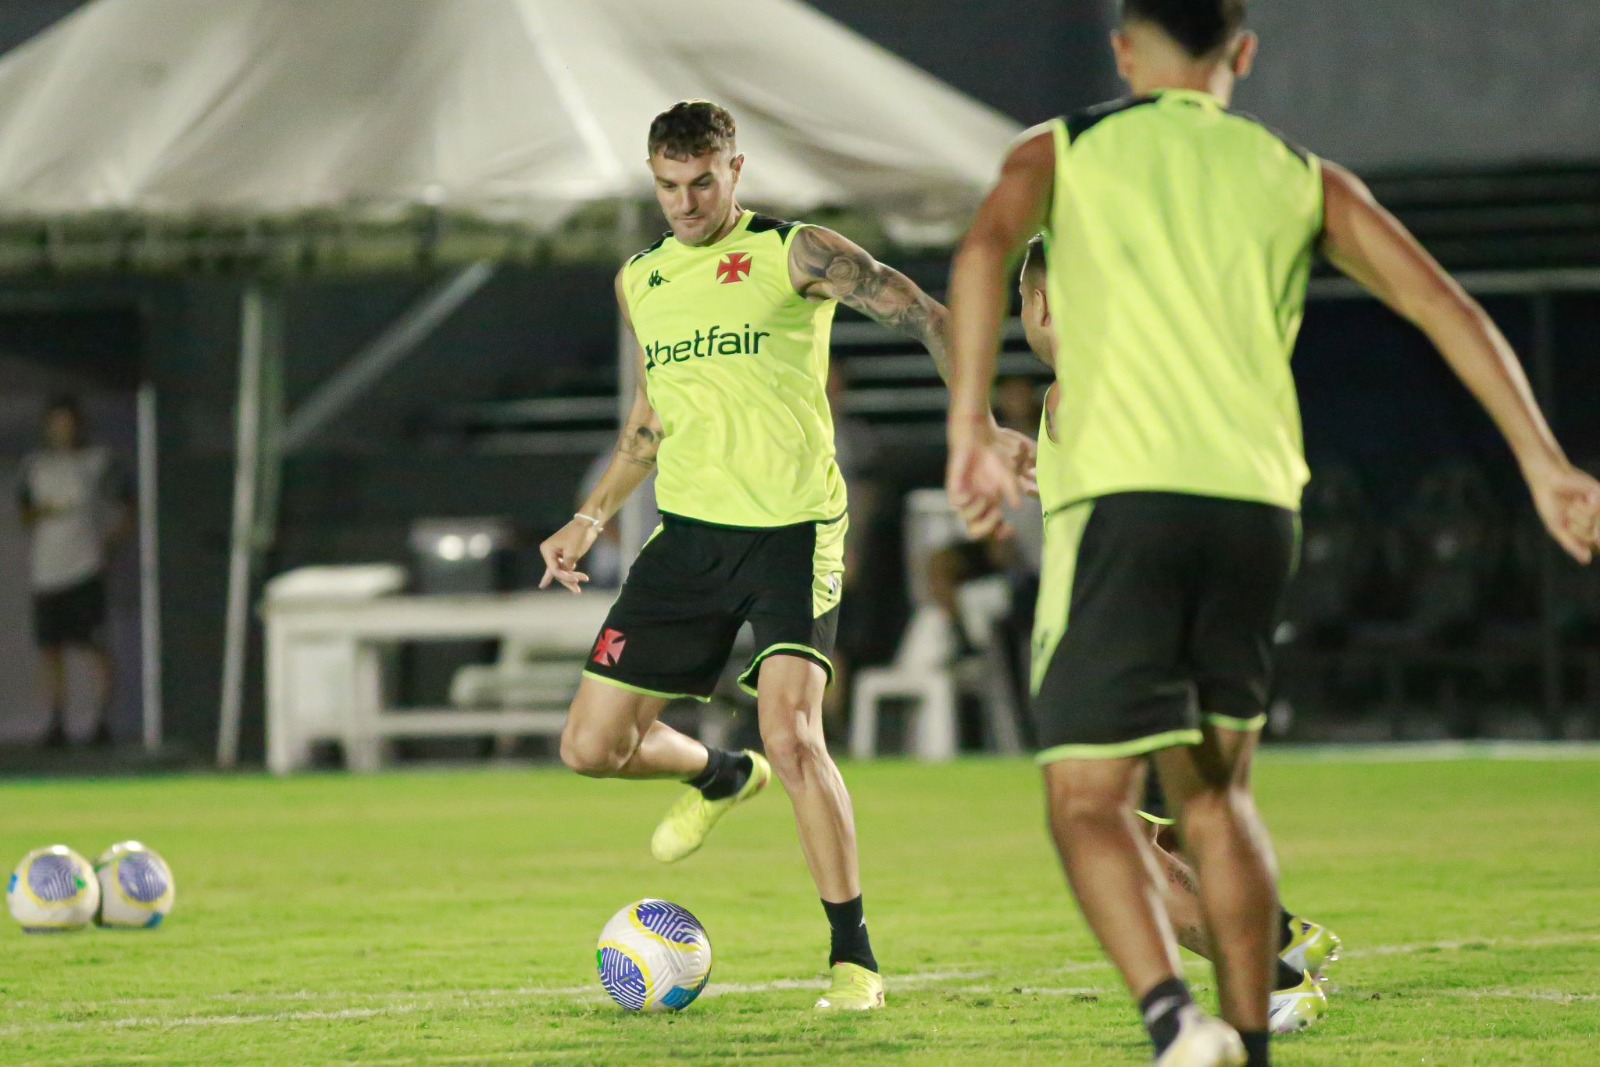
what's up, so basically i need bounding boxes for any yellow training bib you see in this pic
[621,210,846,527]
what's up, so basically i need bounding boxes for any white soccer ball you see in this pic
[7,845,100,933]
[94,841,175,929]
[596,898,713,1012]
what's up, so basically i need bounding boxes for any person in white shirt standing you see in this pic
[17,397,132,748]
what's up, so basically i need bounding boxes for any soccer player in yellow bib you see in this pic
[944,3,1600,1065]
[1018,238,1335,1039]
[539,101,1032,1012]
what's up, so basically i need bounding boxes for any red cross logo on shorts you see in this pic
[716,252,752,284]
[592,628,627,667]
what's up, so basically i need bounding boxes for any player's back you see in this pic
[1043,89,1323,514]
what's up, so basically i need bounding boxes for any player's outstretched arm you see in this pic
[538,270,666,594]
[789,223,1039,506]
[789,224,952,381]
[1321,161,1600,563]
[944,125,1055,538]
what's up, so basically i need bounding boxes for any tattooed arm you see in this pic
[539,268,664,593]
[789,225,952,383]
[790,225,1038,516]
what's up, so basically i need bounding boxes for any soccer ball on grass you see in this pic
[94,841,176,929]
[7,845,100,933]
[596,898,713,1012]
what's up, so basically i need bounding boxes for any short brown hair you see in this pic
[648,101,737,160]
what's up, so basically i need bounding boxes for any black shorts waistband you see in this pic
[659,510,846,533]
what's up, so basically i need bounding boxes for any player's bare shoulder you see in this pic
[787,225,876,305]
[1008,122,1057,167]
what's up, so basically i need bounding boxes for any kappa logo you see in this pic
[716,252,752,284]
[592,628,627,667]
[647,270,669,287]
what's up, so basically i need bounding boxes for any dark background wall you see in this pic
[0,2,1596,757]
[1239,1,1600,170]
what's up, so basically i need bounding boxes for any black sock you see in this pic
[1138,976,1193,1057]
[686,749,750,801]
[1241,1029,1270,1067]
[1279,908,1298,951]
[1274,957,1305,992]
[821,896,878,972]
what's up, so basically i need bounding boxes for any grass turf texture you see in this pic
[2,755,1597,1065]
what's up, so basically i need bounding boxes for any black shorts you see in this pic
[34,575,108,648]
[584,513,847,701]
[1030,492,1296,764]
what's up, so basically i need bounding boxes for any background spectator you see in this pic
[18,396,132,747]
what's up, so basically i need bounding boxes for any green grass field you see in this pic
[3,752,1598,1065]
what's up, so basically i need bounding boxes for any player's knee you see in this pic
[1050,786,1127,829]
[759,715,827,782]
[559,728,631,778]
[1177,783,1252,838]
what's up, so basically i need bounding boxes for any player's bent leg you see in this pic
[1151,819,1328,1036]
[650,748,771,864]
[1149,819,1212,959]
[559,676,701,779]
[755,653,883,1009]
[1154,727,1278,1037]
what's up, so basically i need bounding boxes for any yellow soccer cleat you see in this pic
[650,751,771,863]
[1281,916,1342,977]
[1154,1006,1246,1067]
[814,962,885,1011]
[1269,970,1330,1035]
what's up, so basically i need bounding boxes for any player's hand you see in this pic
[1524,457,1600,565]
[947,415,1024,540]
[538,519,600,594]
[991,425,1039,498]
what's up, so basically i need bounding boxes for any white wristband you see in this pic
[574,512,605,532]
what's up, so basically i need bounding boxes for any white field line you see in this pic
[1341,932,1600,958]
[5,933,1598,1037]
[1437,990,1600,1004]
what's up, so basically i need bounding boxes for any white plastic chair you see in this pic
[849,490,1027,762]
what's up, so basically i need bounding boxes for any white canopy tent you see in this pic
[0,0,1020,766]
[0,0,1018,262]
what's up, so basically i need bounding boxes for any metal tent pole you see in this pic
[217,284,281,768]
[280,263,495,454]
[136,383,163,753]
